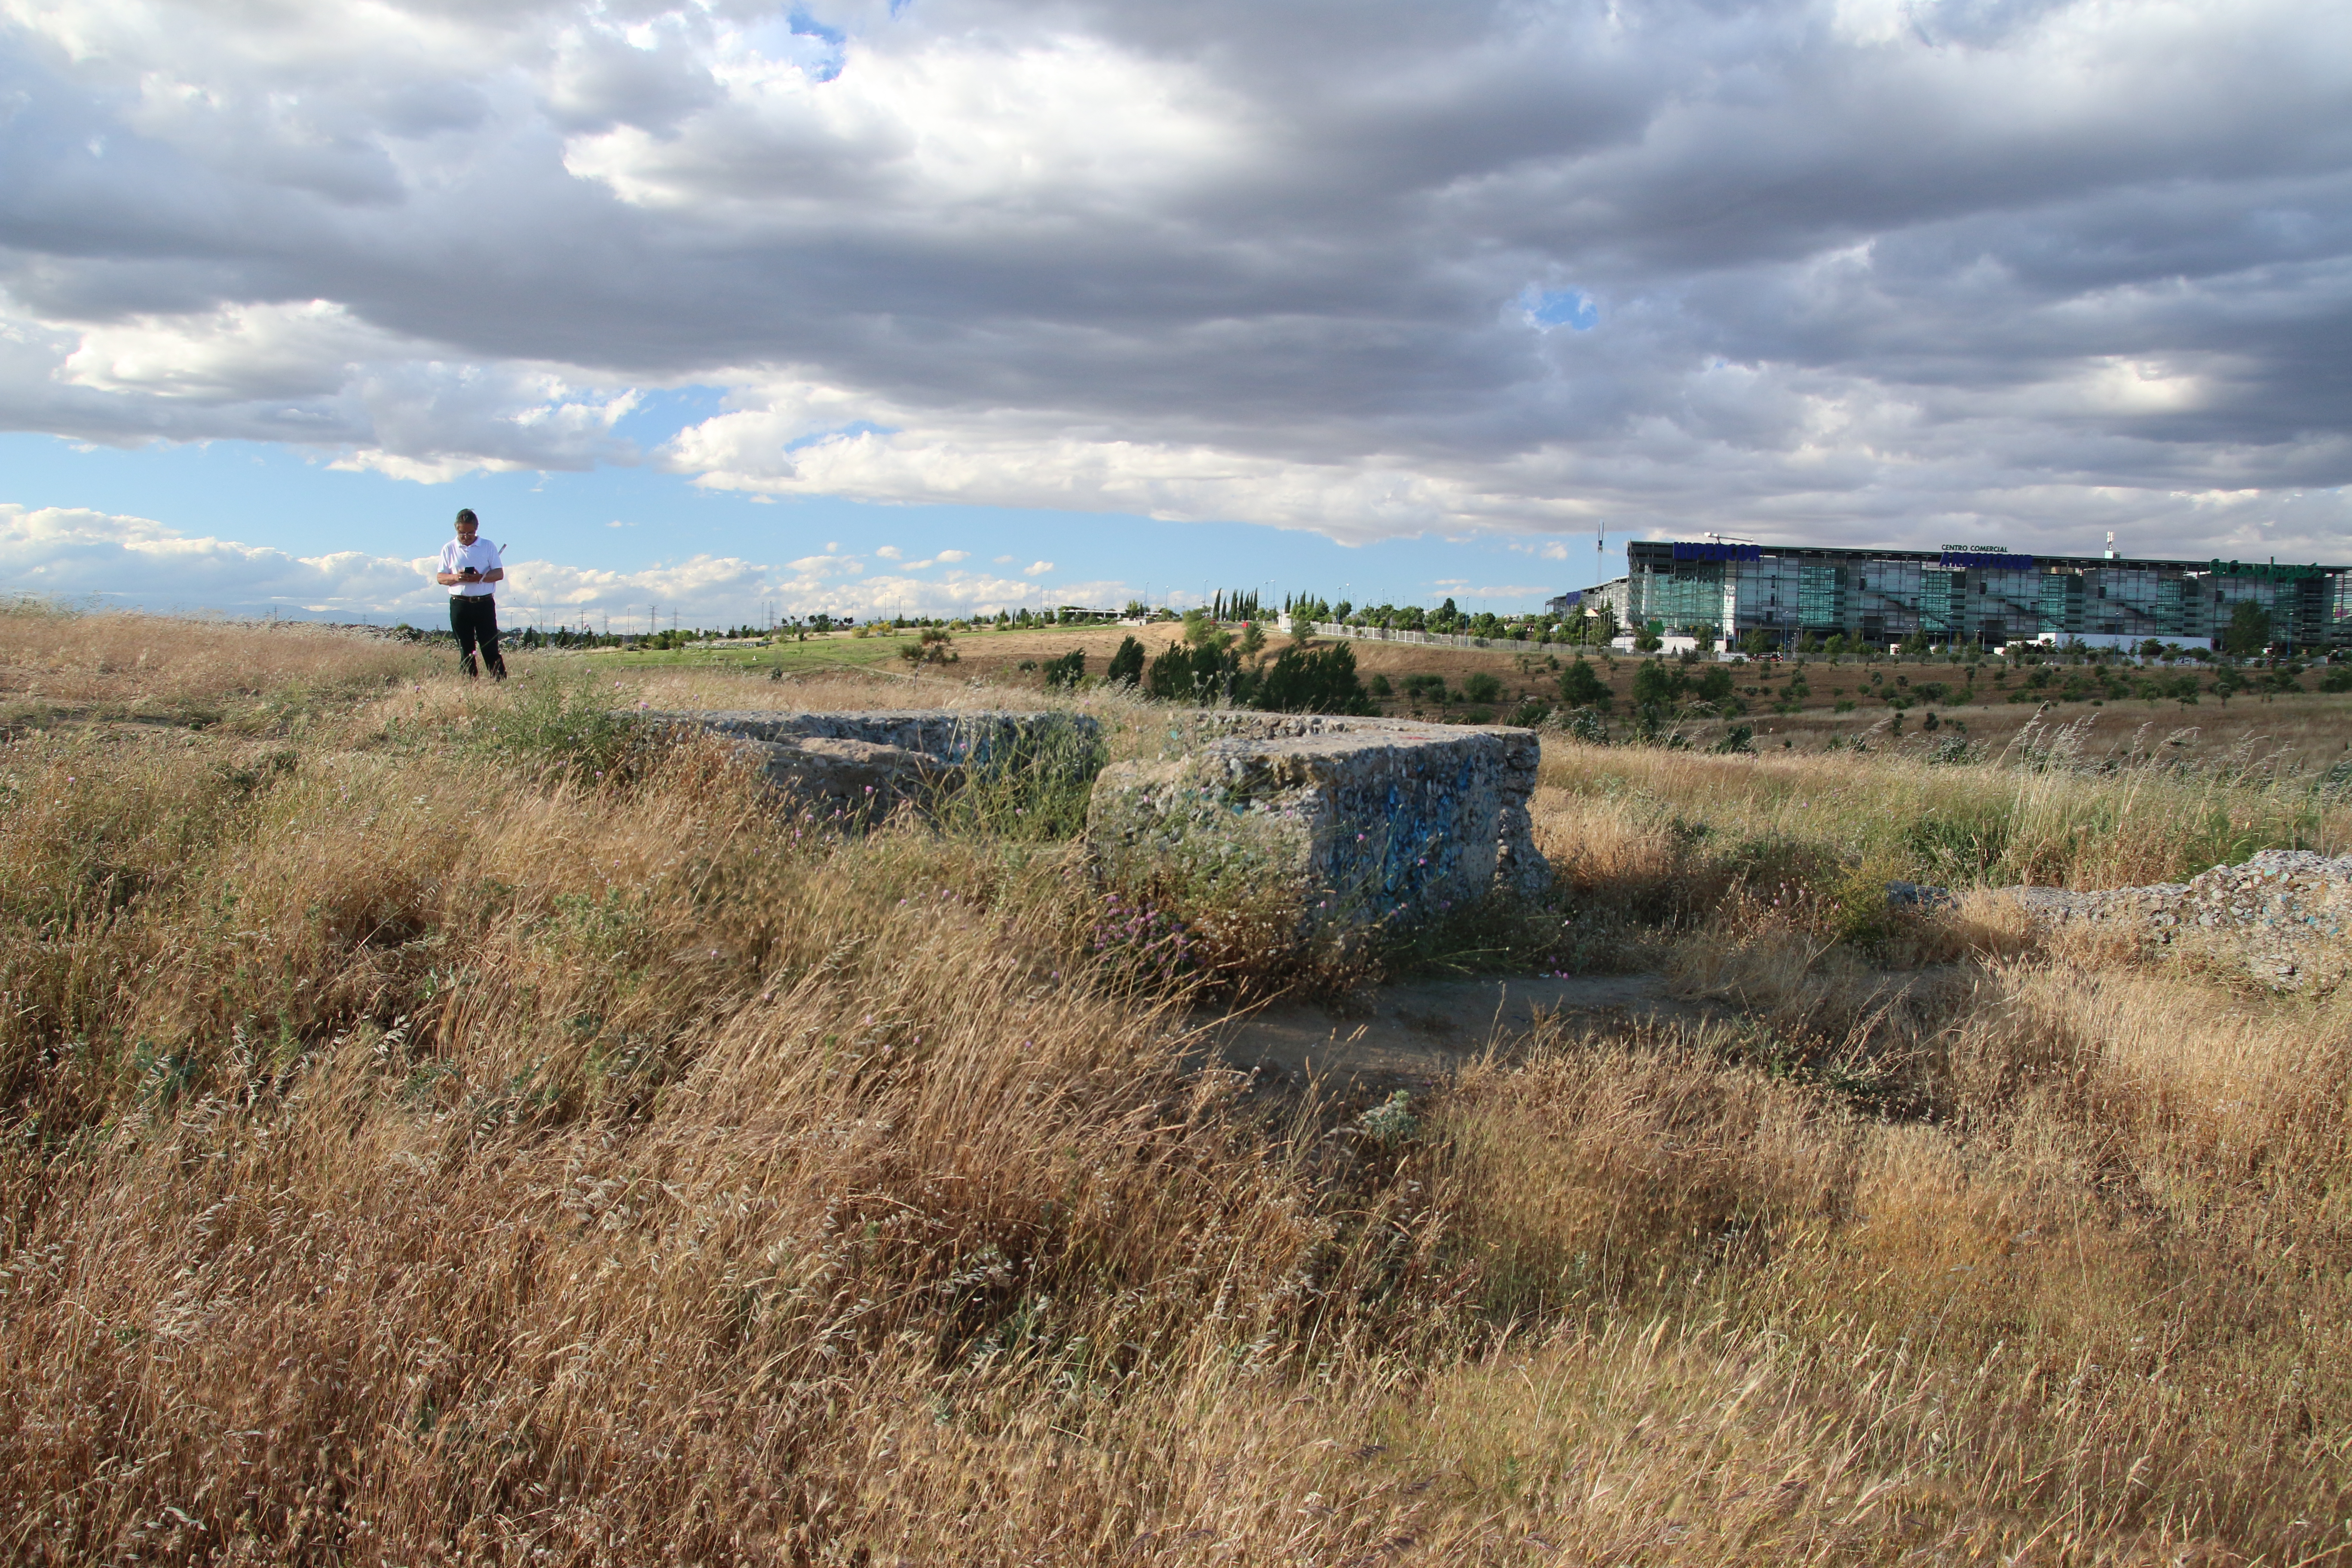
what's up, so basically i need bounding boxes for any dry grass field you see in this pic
[4,602,2351,1565]
[0,600,423,732]
[1535,728,2352,894]
[604,617,2352,772]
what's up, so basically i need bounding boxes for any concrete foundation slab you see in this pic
[652,708,1551,933]
[652,710,1105,818]
[1087,716,1549,931]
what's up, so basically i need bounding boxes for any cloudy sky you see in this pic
[2,0,2347,622]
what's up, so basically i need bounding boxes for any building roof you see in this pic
[1624,539,2346,575]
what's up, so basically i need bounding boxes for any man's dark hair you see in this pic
[454,508,479,527]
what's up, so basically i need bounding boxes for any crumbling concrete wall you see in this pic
[1897,848,2352,989]
[1087,717,1549,929]
[654,707,1553,925]
[2003,849,2352,989]
[656,710,1104,818]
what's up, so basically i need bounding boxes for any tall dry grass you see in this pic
[1412,958,2352,1563]
[3,629,2349,1564]
[0,697,1464,1565]
[1536,718,2350,906]
[0,599,429,729]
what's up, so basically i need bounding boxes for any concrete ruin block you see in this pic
[680,709,1103,761]
[652,707,1553,936]
[1086,716,1550,929]
[1999,848,2352,990]
[738,734,943,815]
[652,710,1105,818]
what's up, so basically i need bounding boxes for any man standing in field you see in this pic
[434,508,507,679]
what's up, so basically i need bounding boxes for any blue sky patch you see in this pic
[0,432,1590,621]
[788,8,847,47]
[742,8,847,80]
[612,385,734,448]
[785,421,895,452]
[1523,287,1600,331]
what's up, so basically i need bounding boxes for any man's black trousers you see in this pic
[450,594,507,679]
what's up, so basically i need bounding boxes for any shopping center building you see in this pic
[1552,540,2352,652]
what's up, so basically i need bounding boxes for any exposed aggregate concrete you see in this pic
[1948,850,2352,989]
[1088,716,1549,931]
[656,707,1549,932]
[652,710,1104,818]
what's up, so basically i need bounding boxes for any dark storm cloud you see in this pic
[0,0,2347,554]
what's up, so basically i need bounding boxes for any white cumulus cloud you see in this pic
[0,504,1106,622]
[0,0,2345,556]
[0,503,438,615]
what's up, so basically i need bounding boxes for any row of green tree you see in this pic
[1297,596,1619,644]
[1039,614,1377,714]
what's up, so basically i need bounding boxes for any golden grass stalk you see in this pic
[3,622,2349,1564]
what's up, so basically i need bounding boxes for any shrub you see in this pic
[1557,657,1610,709]
[900,627,959,665]
[1145,639,1236,702]
[1460,671,1504,705]
[2223,600,2272,658]
[1629,661,1685,706]
[1252,639,1375,715]
[1041,649,1086,689]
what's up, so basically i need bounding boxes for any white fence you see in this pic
[1309,622,1749,661]
[1302,622,1537,652]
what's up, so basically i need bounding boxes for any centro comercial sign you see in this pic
[1938,548,2037,571]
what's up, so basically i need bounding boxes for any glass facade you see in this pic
[1613,542,2352,649]
[1797,564,1844,630]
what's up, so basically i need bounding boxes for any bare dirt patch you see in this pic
[1199,973,1711,1091]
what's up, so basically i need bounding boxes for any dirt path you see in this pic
[1196,972,1716,1090]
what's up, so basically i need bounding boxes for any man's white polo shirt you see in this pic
[437,536,504,597]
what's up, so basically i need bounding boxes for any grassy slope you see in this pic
[589,623,1198,677]
[2,603,2350,1566]
[586,621,2352,770]
[587,630,913,675]
[1535,729,2350,893]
